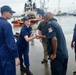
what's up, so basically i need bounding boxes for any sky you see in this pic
[0,0,76,15]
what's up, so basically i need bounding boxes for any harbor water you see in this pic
[9,16,76,75]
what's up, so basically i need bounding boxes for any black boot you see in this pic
[20,65,26,71]
[25,68,33,75]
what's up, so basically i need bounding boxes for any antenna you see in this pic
[40,0,49,11]
[57,0,61,15]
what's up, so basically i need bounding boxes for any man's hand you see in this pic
[32,35,37,39]
[50,54,56,60]
[71,41,75,49]
[36,34,46,39]
[35,35,40,39]
[15,57,20,66]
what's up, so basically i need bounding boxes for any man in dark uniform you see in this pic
[71,24,76,74]
[17,17,36,75]
[0,5,20,75]
[43,12,68,75]
[71,24,76,61]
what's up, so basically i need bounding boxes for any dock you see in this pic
[16,34,76,75]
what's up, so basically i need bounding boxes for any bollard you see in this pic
[73,71,76,75]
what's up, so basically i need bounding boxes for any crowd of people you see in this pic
[0,5,76,75]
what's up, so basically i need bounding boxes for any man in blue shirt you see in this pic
[37,21,48,64]
[43,12,68,75]
[0,5,20,75]
[17,17,36,75]
[37,10,48,64]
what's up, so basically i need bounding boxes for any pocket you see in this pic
[5,60,16,74]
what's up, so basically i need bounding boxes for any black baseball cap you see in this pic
[1,5,15,14]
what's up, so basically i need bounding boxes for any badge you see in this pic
[48,28,53,33]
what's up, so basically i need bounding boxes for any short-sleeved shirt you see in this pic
[0,17,18,60]
[46,18,68,59]
[37,21,47,42]
[17,25,32,49]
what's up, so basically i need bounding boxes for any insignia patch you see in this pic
[48,28,53,33]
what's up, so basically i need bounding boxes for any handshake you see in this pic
[32,34,46,39]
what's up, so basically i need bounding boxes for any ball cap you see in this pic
[1,5,15,13]
[37,8,45,17]
[21,17,29,22]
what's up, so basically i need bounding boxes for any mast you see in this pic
[57,0,61,15]
[28,0,32,6]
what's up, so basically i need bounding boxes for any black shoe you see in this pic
[41,59,48,64]
[73,71,76,75]
[25,68,33,75]
[20,65,26,71]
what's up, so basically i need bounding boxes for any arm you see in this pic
[50,37,57,60]
[37,30,46,38]
[21,26,36,42]
[71,39,75,49]
[3,23,20,65]
[38,30,41,35]
[52,37,57,55]
[24,35,36,42]
[37,35,46,38]
[3,23,19,58]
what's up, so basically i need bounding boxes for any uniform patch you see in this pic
[48,28,53,33]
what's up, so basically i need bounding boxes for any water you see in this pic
[9,16,76,75]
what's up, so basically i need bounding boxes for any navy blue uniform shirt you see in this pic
[46,18,68,59]
[0,17,18,60]
[73,24,76,41]
[17,25,32,48]
[73,24,76,52]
